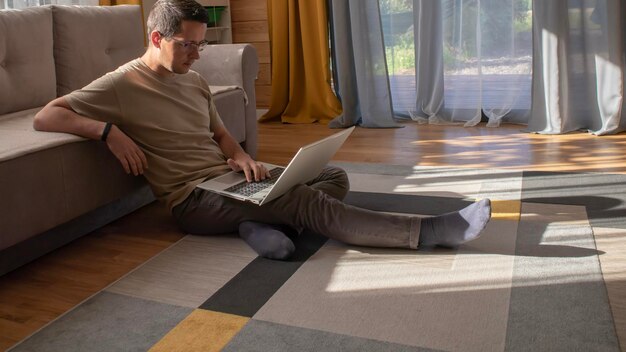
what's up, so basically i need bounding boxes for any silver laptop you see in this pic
[196,126,355,205]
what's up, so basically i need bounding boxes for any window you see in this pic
[2,0,98,9]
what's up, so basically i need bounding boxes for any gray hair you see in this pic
[146,0,207,38]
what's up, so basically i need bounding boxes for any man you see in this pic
[34,0,492,260]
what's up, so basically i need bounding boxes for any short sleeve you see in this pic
[65,73,124,125]
[196,74,225,132]
[208,92,225,132]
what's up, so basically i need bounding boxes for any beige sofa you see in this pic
[0,5,258,275]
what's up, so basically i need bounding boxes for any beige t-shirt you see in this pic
[66,58,231,211]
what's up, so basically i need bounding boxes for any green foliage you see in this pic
[440,0,531,58]
[379,0,412,15]
[514,11,532,34]
[443,3,479,57]
[385,29,415,73]
[443,43,469,67]
[381,0,532,72]
[385,46,415,74]
[514,0,531,20]
[479,0,528,56]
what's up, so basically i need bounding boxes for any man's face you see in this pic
[158,20,207,75]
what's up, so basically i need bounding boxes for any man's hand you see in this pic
[227,155,271,182]
[33,98,147,176]
[106,124,148,176]
[211,119,268,182]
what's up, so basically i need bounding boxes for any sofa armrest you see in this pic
[194,44,259,158]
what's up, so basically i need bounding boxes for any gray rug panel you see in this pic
[505,202,619,351]
[10,292,192,352]
[223,319,443,352]
[505,282,619,351]
[521,171,626,229]
[199,231,328,317]
[106,235,257,308]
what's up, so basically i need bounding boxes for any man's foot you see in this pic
[239,221,295,260]
[418,199,491,247]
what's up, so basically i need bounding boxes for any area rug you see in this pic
[10,162,625,352]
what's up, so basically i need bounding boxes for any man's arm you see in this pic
[212,122,269,182]
[34,97,148,176]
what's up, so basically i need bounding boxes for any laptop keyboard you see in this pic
[225,167,285,197]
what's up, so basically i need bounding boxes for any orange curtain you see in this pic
[260,0,342,124]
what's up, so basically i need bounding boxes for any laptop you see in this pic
[196,126,355,205]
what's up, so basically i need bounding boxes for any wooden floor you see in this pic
[2,121,626,350]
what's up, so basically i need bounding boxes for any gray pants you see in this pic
[172,166,420,249]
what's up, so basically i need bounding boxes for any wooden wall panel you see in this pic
[255,85,272,108]
[232,21,269,43]
[230,0,271,108]
[252,42,270,64]
[257,63,271,86]
[230,0,267,21]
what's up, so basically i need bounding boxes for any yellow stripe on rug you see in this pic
[149,309,248,352]
[490,199,521,221]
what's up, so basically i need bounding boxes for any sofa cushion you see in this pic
[0,7,56,115]
[0,108,84,162]
[52,5,145,96]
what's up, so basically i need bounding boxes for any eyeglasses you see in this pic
[165,37,210,52]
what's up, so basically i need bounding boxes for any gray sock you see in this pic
[238,221,295,260]
[418,199,492,247]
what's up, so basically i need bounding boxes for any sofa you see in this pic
[0,4,258,275]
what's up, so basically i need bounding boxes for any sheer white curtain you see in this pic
[331,0,624,133]
[528,0,626,135]
[328,0,402,128]
[382,0,533,127]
